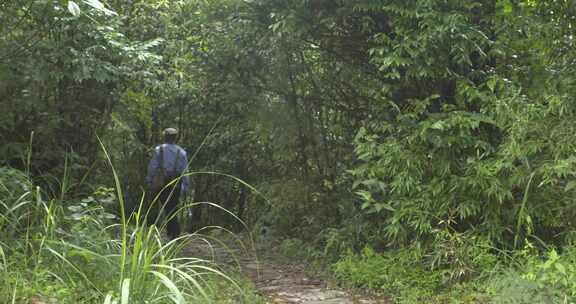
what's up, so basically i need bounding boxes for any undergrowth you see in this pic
[329,243,576,303]
[0,166,264,303]
[274,224,576,304]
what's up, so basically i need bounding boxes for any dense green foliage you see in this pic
[0,166,264,302]
[3,0,576,302]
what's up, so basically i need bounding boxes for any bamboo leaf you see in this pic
[67,1,81,17]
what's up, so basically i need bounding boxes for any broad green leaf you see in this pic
[564,181,576,192]
[430,121,445,130]
[67,1,81,17]
[555,262,566,275]
[83,0,117,16]
[374,202,395,212]
[503,2,512,14]
[84,0,104,10]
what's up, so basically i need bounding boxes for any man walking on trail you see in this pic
[146,128,190,239]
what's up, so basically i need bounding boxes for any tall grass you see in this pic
[0,161,261,303]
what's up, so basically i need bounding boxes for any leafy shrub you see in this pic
[488,247,576,304]
[331,234,503,303]
[280,238,308,259]
[349,0,576,255]
[428,230,500,284]
[525,249,576,298]
[490,272,561,304]
[256,179,336,239]
[332,246,443,301]
[278,238,326,270]
[0,167,48,237]
[0,167,31,198]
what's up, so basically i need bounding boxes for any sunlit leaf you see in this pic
[83,0,118,16]
[67,1,81,17]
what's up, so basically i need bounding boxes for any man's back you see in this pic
[146,143,190,194]
[156,144,186,173]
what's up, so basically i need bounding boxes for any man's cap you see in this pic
[163,128,178,135]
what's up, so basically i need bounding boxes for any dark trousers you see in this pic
[148,182,181,239]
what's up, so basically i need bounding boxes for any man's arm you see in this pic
[146,147,160,187]
[179,148,190,195]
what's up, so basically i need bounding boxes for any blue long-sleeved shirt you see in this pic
[146,143,190,194]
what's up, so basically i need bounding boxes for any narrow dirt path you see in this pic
[184,238,389,304]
